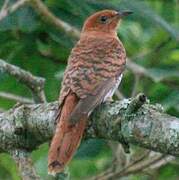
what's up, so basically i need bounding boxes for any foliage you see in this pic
[0,0,179,179]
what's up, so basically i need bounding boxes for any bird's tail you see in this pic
[48,93,87,175]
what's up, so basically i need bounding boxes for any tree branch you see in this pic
[11,150,40,180]
[91,152,174,180]
[0,0,29,22]
[30,0,80,39]
[0,91,33,104]
[104,154,165,180]
[126,58,148,77]
[0,59,46,103]
[0,97,179,157]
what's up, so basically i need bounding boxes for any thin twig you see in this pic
[0,0,29,22]
[126,58,148,77]
[128,150,151,170]
[30,0,80,39]
[121,155,164,176]
[0,59,46,103]
[144,155,175,171]
[90,150,150,180]
[0,91,33,104]
[0,0,9,11]
[11,150,40,180]
[93,153,175,180]
[97,154,165,180]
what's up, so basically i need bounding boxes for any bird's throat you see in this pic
[81,30,118,39]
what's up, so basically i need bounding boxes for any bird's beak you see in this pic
[117,10,133,18]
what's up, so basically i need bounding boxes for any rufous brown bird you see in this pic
[48,9,132,175]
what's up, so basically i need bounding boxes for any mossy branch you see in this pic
[0,96,179,157]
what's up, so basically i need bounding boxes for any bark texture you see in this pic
[0,98,179,156]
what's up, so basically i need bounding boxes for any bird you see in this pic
[48,9,132,175]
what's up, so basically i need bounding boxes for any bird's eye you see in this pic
[100,16,108,23]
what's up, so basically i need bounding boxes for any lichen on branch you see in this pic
[0,97,179,157]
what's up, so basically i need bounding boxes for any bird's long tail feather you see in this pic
[48,93,87,175]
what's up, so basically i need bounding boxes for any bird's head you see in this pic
[82,10,132,35]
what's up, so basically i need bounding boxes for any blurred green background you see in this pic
[0,0,179,179]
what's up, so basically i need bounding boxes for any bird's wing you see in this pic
[69,77,116,124]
